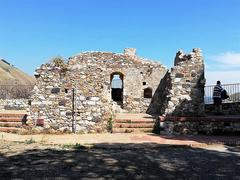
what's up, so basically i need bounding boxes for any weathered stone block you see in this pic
[59,100,66,106]
[86,101,96,105]
[175,73,184,78]
[51,88,60,94]
[66,111,72,116]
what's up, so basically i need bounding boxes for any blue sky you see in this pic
[0,0,240,85]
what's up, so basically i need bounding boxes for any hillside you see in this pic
[0,59,35,85]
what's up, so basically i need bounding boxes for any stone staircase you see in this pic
[113,113,159,133]
[0,113,27,133]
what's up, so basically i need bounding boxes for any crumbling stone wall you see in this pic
[148,48,205,116]
[30,48,166,132]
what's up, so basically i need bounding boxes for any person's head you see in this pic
[217,81,221,85]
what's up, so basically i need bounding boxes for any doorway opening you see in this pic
[111,72,124,105]
[144,87,153,98]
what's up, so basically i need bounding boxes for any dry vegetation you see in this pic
[0,85,33,99]
[0,60,35,86]
[51,57,68,72]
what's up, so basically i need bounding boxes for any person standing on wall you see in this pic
[213,81,224,115]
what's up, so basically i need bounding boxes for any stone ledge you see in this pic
[159,115,240,122]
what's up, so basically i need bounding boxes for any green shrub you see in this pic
[62,143,86,150]
[107,115,114,133]
[25,138,36,144]
[74,143,86,150]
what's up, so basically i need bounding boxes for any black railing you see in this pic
[205,83,240,104]
[0,85,34,99]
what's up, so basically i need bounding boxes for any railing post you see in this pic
[72,88,76,133]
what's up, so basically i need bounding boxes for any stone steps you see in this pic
[0,127,20,133]
[0,113,26,118]
[0,118,23,122]
[114,123,154,128]
[112,128,154,133]
[0,112,27,133]
[0,122,22,128]
[113,113,158,133]
[114,119,155,123]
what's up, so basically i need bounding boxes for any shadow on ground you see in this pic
[1,143,240,179]
[155,134,240,146]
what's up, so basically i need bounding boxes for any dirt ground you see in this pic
[0,133,240,179]
[2,132,240,146]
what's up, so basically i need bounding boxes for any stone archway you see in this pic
[110,72,124,104]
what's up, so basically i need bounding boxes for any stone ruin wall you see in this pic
[30,49,167,132]
[5,47,240,135]
[147,48,205,116]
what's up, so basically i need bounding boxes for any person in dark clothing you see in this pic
[213,81,224,114]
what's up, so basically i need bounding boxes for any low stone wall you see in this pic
[205,102,240,115]
[0,99,29,111]
[159,116,240,135]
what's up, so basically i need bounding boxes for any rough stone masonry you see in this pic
[30,48,205,133]
[147,48,205,117]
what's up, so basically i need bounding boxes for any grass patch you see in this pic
[25,138,36,144]
[62,143,86,150]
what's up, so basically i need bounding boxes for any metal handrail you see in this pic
[204,83,240,104]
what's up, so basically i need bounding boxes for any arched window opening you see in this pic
[144,87,153,98]
[111,72,124,103]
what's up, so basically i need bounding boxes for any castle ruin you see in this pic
[29,48,205,133]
